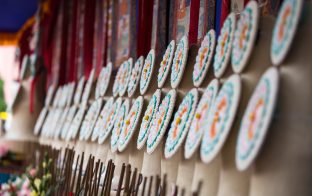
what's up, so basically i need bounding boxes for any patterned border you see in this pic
[193,30,216,87]
[158,40,176,88]
[140,49,155,95]
[164,88,199,159]
[236,67,279,170]
[128,56,144,97]
[200,74,241,163]
[184,79,219,159]
[232,1,259,73]
[271,0,303,65]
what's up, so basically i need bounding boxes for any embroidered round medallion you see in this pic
[147,89,177,154]
[111,99,130,152]
[66,83,75,106]
[171,36,189,88]
[140,50,155,95]
[158,40,175,88]
[164,88,199,159]
[74,77,85,104]
[201,74,241,163]
[98,98,122,144]
[271,0,303,65]
[184,79,219,159]
[118,60,132,97]
[34,107,48,135]
[137,90,161,149]
[236,67,279,171]
[66,104,87,141]
[193,30,216,87]
[213,13,236,78]
[95,62,112,98]
[60,105,78,140]
[232,1,259,73]
[118,96,144,152]
[44,85,56,106]
[128,56,144,97]
[82,68,96,102]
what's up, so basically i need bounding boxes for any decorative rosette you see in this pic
[184,79,219,159]
[193,30,216,87]
[236,67,279,170]
[66,104,87,141]
[118,96,144,152]
[49,109,63,138]
[271,0,303,65]
[95,63,112,99]
[66,82,76,106]
[147,90,177,154]
[164,89,198,158]
[91,98,114,141]
[140,49,155,95]
[213,13,236,78]
[200,74,241,163]
[34,107,48,135]
[54,107,70,139]
[58,86,67,108]
[98,98,122,144]
[41,109,53,137]
[44,85,55,106]
[60,105,78,140]
[170,36,189,88]
[79,99,103,140]
[137,90,161,149]
[52,87,62,107]
[111,99,130,152]
[113,64,124,97]
[82,68,96,102]
[119,59,132,96]
[74,77,85,104]
[128,56,144,97]
[232,1,259,73]
[158,40,175,88]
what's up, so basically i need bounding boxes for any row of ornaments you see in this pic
[37,0,302,171]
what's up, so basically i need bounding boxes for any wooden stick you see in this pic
[70,154,80,194]
[95,162,104,195]
[141,177,147,196]
[129,168,137,195]
[124,164,132,194]
[147,176,153,196]
[134,173,143,196]
[155,175,160,196]
[116,163,126,196]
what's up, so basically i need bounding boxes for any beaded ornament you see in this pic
[119,59,132,96]
[140,49,155,95]
[158,40,175,88]
[128,56,144,97]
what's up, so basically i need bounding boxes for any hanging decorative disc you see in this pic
[66,82,76,106]
[232,0,259,73]
[137,90,161,149]
[119,59,132,97]
[66,104,87,141]
[60,105,78,140]
[118,96,144,152]
[140,49,155,95]
[213,13,236,78]
[95,62,112,98]
[193,30,216,87]
[34,107,48,135]
[74,77,85,105]
[54,107,70,139]
[82,68,96,102]
[184,79,219,159]
[128,56,144,97]
[200,74,241,163]
[236,67,279,171]
[170,36,189,88]
[158,40,175,88]
[271,0,303,65]
[44,85,56,106]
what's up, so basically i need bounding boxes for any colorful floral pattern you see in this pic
[111,99,130,152]
[137,90,161,149]
[95,63,112,98]
[184,79,219,159]
[201,75,241,163]
[213,13,236,78]
[128,56,144,97]
[118,96,144,152]
[193,30,216,87]
[171,36,189,88]
[271,0,303,65]
[118,60,132,96]
[140,50,155,94]
[236,67,279,170]
[164,88,198,158]
[158,40,175,88]
[232,1,259,73]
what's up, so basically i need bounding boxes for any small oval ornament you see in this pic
[158,40,175,88]
[128,57,144,97]
[140,50,155,95]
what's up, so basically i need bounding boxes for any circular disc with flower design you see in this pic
[200,74,241,163]
[118,60,132,97]
[171,36,189,88]
[158,40,175,88]
[34,107,48,135]
[164,88,199,159]
[193,30,216,87]
[45,85,56,106]
[61,105,78,140]
[66,104,87,141]
[95,63,112,99]
[118,96,144,152]
[82,68,96,102]
[140,50,155,95]
[98,98,122,144]
[147,90,177,154]
[271,0,303,66]
[111,99,130,152]
[74,77,85,104]
[91,98,114,142]
[137,90,161,149]
[213,13,236,78]
[66,83,76,106]
[232,1,259,73]
[128,57,144,97]
[184,79,219,159]
[236,67,279,171]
